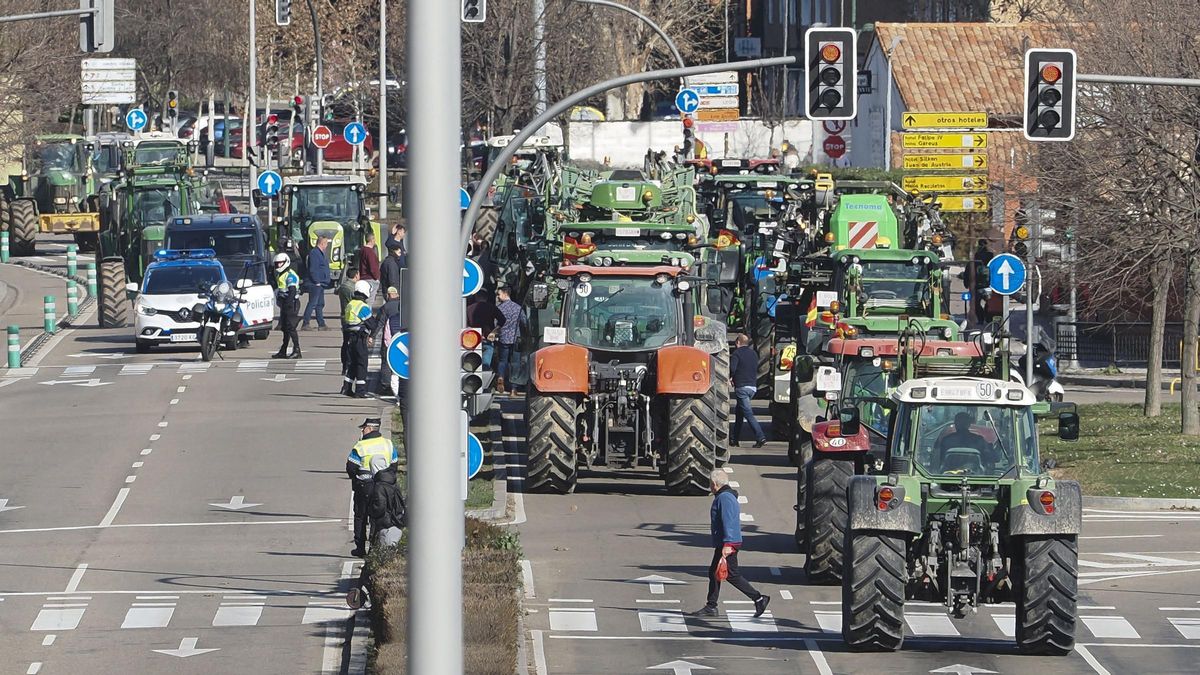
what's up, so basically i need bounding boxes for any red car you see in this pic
[290,120,374,163]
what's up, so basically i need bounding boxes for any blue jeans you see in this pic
[733,385,765,443]
[303,286,326,327]
[496,342,516,382]
[481,341,495,372]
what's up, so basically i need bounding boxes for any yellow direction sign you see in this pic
[902,133,987,149]
[936,195,989,212]
[903,175,989,192]
[901,112,988,129]
[903,153,988,170]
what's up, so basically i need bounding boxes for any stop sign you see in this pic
[311,125,333,149]
[823,134,846,159]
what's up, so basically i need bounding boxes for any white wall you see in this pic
[567,119,814,168]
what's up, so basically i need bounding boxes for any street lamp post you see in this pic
[883,35,903,170]
[378,0,388,218]
[574,0,685,70]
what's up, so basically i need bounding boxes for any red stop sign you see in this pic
[311,125,333,149]
[823,134,846,159]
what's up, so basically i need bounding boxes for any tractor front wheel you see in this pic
[707,348,731,466]
[805,456,855,584]
[474,207,500,244]
[525,392,579,494]
[9,200,37,256]
[792,433,813,551]
[663,395,718,495]
[1015,535,1078,655]
[97,259,131,328]
[842,530,907,651]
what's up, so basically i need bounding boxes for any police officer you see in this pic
[345,416,399,557]
[341,279,378,397]
[272,252,302,359]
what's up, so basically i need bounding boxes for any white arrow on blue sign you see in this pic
[675,88,701,114]
[961,291,972,302]
[386,331,410,380]
[343,122,367,146]
[257,170,283,198]
[466,432,484,480]
[125,108,148,131]
[463,258,484,297]
[987,253,1026,296]
[460,187,470,210]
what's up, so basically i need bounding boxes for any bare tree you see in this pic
[0,5,79,161]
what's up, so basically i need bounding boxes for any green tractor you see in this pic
[95,134,203,327]
[277,175,382,280]
[3,134,101,255]
[839,375,1081,655]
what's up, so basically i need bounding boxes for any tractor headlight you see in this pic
[54,197,68,205]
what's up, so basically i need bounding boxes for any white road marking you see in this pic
[31,606,86,630]
[63,366,95,376]
[304,599,352,625]
[125,475,136,483]
[779,590,792,600]
[722,467,733,474]
[1081,616,1140,639]
[122,604,176,628]
[1078,606,1117,610]
[1080,534,1163,540]
[532,629,549,675]
[41,635,55,646]
[149,434,160,441]
[548,598,593,603]
[1159,607,1200,611]
[804,637,833,675]
[98,488,130,527]
[1075,644,1113,675]
[638,609,688,632]
[549,606,598,631]
[213,603,265,627]
[737,495,748,504]
[182,374,192,380]
[178,362,209,373]
[1169,617,1200,639]
[520,559,535,599]
[64,564,87,593]
[739,513,754,522]
[132,462,143,468]
[636,599,680,604]
[992,614,1016,637]
[141,448,152,455]
[2,517,339,536]
[238,360,269,371]
[120,364,153,375]
[169,398,179,405]
[1103,552,1194,566]
[27,663,41,674]
[905,612,960,636]
[728,481,740,488]
[726,609,776,632]
[0,378,24,388]
[814,611,841,633]
[177,386,186,393]
[157,421,168,427]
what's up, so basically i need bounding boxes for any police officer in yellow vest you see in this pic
[345,416,399,557]
[341,280,378,397]
[272,253,302,359]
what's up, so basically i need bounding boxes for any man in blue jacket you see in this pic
[303,235,332,330]
[692,469,769,617]
[730,333,767,447]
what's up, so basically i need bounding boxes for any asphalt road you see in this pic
[0,248,382,674]
[502,401,1200,675]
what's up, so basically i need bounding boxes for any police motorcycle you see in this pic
[193,264,267,361]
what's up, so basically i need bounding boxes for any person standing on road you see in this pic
[359,230,381,304]
[272,253,302,359]
[730,334,766,448]
[467,291,504,370]
[345,417,399,557]
[379,239,404,304]
[303,235,332,330]
[494,286,522,394]
[372,286,403,394]
[341,279,378,398]
[692,469,769,618]
[338,267,361,316]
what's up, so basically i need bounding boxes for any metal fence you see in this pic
[1055,321,1187,368]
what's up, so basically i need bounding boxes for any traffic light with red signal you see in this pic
[804,27,857,121]
[1023,48,1077,141]
[681,116,695,158]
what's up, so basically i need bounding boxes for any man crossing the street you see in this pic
[345,417,399,558]
[730,333,766,447]
[272,252,302,359]
[692,469,769,618]
[341,279,378,398]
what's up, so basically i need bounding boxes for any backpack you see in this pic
[372,480,408,529]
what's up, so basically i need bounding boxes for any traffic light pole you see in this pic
[248,0,257,196]
[303,0,325,174]
[460,55,797,251]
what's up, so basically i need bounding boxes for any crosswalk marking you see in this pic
[726,609,777,632]
[814,611,841,633]
[1082,615,1141,639]
[905,612,960,636]
[549,607,598,631]
[121,603,175,628]
[1169,617,1200,639]
[637,610,688,632]
[213,603,265,627]
[301,599,352,625]
[30,606,86,631]
[238,360,269,372]
[120,364,153,375]
[295,359,326,372]
[992,614,1016,637]
[178,362,210,373]
[63,366,95,376]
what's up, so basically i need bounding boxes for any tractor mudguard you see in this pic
[847,476,921,534]
[794,388,824,433]
[1009,480,1082,536]
[656,345,710,395]
[532,344,589,394]
[811,419,869,453]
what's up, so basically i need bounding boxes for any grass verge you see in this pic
[368,518,521,674]
[1040,403,1200,499]
[466,477,495,510]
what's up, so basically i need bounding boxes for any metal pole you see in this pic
[781,0,789,115]
[1025,205,1039,385]
[0,7,97,23]
[379,0,388,219]
[460,56,797,251]
[883,36,902,170]
[534,0,548,114]
[248,0,257,193]
[574,0,685,70]
[407,0,463,672]
[1079,73,1200,87]
[304,0,325,174]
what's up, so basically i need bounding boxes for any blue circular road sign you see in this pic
[257,170,283,198]
[125,108,148,132]
[675,88,701,114]
[386,331,410,380]
[343,122,367,146]
[987,253,1026,296]
[463,258,484,297]
[460,187,471,210]
[466,432,484,480]
[961,291,972,302]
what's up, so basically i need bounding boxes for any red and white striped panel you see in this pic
[847,221,879,249]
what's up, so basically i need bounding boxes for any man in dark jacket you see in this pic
[379,239,403,303]
[467,292,505,370]
[368,458,406,545]
[303,236,332,330]
[345,417,399,557]
[693,469,768,618]
[729,333,766,447]
[358,230,381,303]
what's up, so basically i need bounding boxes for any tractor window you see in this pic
[293,186,361,224]
[92,145,121,175]
[841,360,898,437]
[565,277,680,351]
[167,229,260,257]
[131,189,183,226]
[858,260,930,313]
[910,404,1030,477]
[727,193,772,231]
[33,143,77,171]
[142,265,224,295]
[133,143,182,166]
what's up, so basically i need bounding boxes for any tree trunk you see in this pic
[1182,252,1200,435]
[1143,253,1170,416]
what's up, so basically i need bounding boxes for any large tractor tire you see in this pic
[474,207,500,244]
[9,199,37,256]
[1015,535,1078,655]
[792,434,814,550]
[804,456,855,584]
[707,348,731,466]
[663,395,719,495]
[842,530,907,651]
[97,259,131,328]
[0,196,10,231]
[770,401,793,441]
[525,392,579,494]
[750,285,773,394]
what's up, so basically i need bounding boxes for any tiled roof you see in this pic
[876,22,1059,115]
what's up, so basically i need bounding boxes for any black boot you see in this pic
[288,351,302,359]
[271,350,288,359]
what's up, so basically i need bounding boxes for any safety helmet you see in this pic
[354,280,371,296]
[273,252,290,270]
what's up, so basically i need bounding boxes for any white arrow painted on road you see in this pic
[261,373,298,383]
[634,574,687,595]
[648,660,711,674]
[39,378,112,387]
[996,259,1014,289]
[152,637,220,658]
[930,665,997,675]
[209,496,263,510]
[0,499,26,513]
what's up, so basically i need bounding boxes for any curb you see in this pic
[2,260,95,364]
[1060,373,1199,392]
[466,478,509,522]
[1084,495,1200,512]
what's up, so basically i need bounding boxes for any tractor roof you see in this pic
[892,377,1035,406]
[833,248,941,262]
[35,134,85,143]
[284,174,368,186]
[557,264,684,278]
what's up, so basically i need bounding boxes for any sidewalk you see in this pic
[1060,367,1191,390]
[0,263,74,350]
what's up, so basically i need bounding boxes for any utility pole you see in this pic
[379,0,388,219]
[303,0,325,174]
[248,0,257,197]
[407,0,463,672]
[780,0,789,116]
[533,0,548,114]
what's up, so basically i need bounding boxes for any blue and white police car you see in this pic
[132,249,227,352]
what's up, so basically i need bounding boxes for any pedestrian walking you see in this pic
[345,417,399,557]
[494,286,523,394]
[338,267,361,316]
[379,239,404,304]
[373,286,403,394]
[692,469,769,618]
[341,280,378,398]
[466,291,504,370]
[359,230,381,303]
[302,235,332,330]
[271,253,302,359]
[730,334,766,448]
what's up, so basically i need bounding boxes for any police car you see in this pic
[132,250,227,352]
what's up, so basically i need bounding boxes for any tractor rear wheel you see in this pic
[792,434,813,551]
[842,530,907,651]
[707,348,731,466]
[750,284,773,394]
[1015,535,1078,655]
[525,392,579,494]
[663,395,718,495]
[770,401,793,441]
[97,259,131,328]
[474,207,500,244]
[9,200,37,256]
[805,456,855,584]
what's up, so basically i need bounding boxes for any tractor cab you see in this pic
[90,132,131,188]
[552,265,692,354]
[278,175,382,279]
[22,135,92,216]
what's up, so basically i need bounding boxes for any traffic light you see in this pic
[275,0,292,26]
[291,95,305,122]
[804,27,857,121]
[165,90,179,120]
[681,116,695,159]
[460,329,489,396]
[265,114,281,152]
[1011,222,1030,257]
[1023,48,1077,141]
[462,0,487,23]
[80,0,115,53]
[321,94,334,121]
